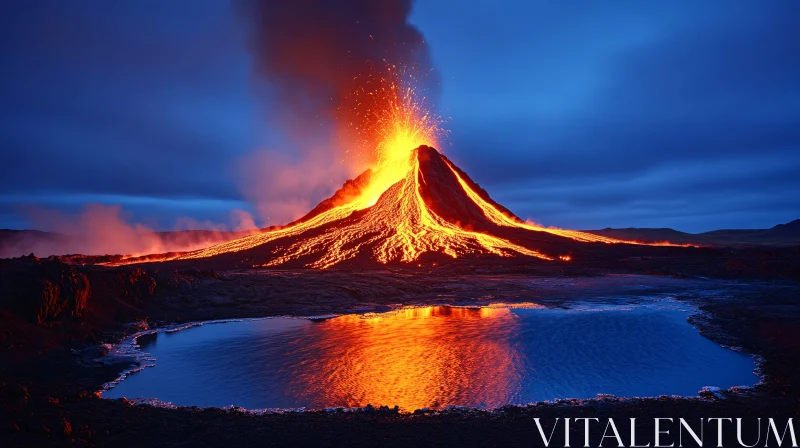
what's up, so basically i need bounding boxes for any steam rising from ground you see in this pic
[0,205,258,258]
[236,149,353,226]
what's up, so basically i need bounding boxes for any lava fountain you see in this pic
[341,65,445,208]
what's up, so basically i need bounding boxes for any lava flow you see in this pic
[114,71,682,268]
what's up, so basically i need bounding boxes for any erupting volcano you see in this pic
[116,121,671,268]
[112,62,682,269]
[86,2,689,270]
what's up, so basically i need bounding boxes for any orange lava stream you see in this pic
[442,159,690,247]
[442,160,625,244]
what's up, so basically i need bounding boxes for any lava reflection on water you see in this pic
[104,303,758,411]
[287,306,527,411]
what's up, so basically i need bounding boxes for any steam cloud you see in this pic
[0,205,259,258]
[236,148,352,226]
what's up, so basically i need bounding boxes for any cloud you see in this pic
[0,1,254,221]
[429,2,800,231]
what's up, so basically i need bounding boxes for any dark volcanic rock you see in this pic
[0,257,90,324]
[764,219,800,238]
[0,257,218,342]
[416,146,494,230]
[432,148,522,223]
[115,267,157,300]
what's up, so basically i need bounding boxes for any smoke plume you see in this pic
[238,0,435,120]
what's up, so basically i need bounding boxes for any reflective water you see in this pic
[104,304,758,411]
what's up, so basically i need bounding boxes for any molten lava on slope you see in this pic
[114,145,680,269]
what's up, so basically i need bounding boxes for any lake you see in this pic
[104,302,757,411]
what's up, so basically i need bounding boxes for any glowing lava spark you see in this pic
[345,65,445,207]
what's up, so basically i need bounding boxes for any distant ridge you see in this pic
[585,219,800,246]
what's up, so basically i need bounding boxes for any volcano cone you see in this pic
[118,146,654,268]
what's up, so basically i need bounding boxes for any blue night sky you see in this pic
[1,1,798,233]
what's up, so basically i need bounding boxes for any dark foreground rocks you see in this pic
[1,255,799,447]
